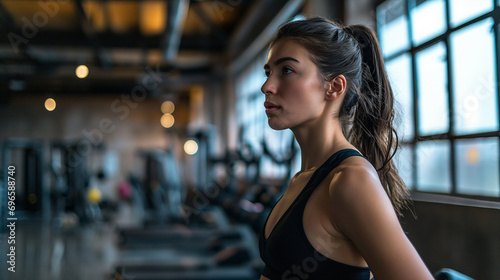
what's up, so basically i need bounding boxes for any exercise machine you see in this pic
[50,140,103,226]
[113,224,262,280]
[1,138,49,226]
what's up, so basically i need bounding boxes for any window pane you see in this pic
[455,138,499,197]
[386,54,414,140]
[416,42,449,135]
[377,0,410,57]
[236,52,267,148]
[394,144,414,188]
[451,18,498,135]
[261,129,295,178]
[410,0,446,45]
[449,0,493,27]
[416,140,451,192]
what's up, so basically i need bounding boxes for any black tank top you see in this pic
[259,149,373,280]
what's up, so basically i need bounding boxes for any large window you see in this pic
[235,51,299,179]
[234,15,306,180]
[378,0,500,198]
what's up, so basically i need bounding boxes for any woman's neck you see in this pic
[292,118,353,171]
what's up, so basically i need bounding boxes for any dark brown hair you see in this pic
[270,17,410,215]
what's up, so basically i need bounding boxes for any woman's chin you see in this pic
[267,119,288,130]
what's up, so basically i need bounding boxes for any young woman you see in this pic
[259,17,434,280]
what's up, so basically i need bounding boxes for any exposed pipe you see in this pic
[228,0,304,74]
[74,0,111,68]
[163,0,190,63]
[227,0,269,51]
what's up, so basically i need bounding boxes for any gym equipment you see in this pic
[115,265,258,280]
[115,207,262,279]
[87,186,102,204]
[50,140,103,225]
[127,146,229,228]
[1,138,49,224]
[118,226,241,250]
[187,127,217,192]
[252,136,298,207]
[113,224,262,280]
[137,149,185,225]
[117,181,133,201]
[118,204,233,250]
[435,268,475,280]
[208,133,298,233]
[112,129,265,280]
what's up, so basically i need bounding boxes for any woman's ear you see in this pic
[325,75,347,100]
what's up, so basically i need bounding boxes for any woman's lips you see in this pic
[264,101,281,114]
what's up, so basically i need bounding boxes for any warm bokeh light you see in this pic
[107,1,138,33]
[76,65,89,79]
[160,114,175,128]
[139,1,166,35]
[44,98,56,111]
[184,140,198,155]
[161,100,175,114]
[466,147,480,165]
[83,1,106,32]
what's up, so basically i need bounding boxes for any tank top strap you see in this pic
[302,149,365,193]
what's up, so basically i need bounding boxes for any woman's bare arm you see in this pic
[330,164,434,280]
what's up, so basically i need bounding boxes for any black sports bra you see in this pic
[259,149,373,280]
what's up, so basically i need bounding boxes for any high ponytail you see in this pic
[270,17,410,216]
[347,25,410,215]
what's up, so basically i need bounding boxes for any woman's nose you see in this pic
[261,77,276,95]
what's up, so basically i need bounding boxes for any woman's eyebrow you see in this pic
[264,57,300,69]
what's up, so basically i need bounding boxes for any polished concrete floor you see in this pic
[0,203,263,280]
[0,220,118,280]
[0,204,146,280]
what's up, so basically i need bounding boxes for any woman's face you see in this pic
[262,39,328,131]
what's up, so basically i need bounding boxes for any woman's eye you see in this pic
[282,67,293,75]
[264,71,270,78]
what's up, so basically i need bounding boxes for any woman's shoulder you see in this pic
[327,155,388,208]
[331,154,378,184]
[326,154,397,236]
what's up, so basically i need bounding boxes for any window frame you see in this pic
[378,0,500,202]
[234,49,299,181]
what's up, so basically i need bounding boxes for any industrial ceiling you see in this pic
[0,0,299,99]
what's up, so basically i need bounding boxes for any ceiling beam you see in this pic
[99,0,111,33]
[0,64,213,95]
[0,1,15,31]
[228,0,304,74]
[163,0,190,63]
[0,32,225,51]
[1,0,234,1]
[0,1,41,66]
[227,0,270,52]
[74,0,111,68]
[192,2,227,44]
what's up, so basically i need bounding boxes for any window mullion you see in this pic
[493,3,500,197]
[444,0,457,195]
[407,0,419,190]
